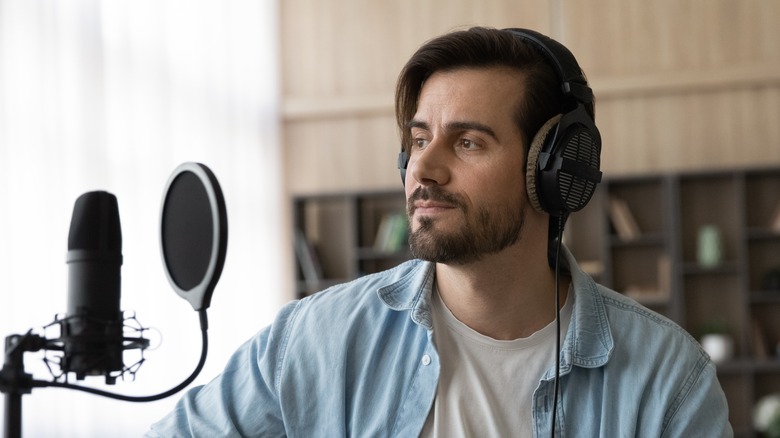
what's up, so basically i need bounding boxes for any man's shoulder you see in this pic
[566,282,729,437]
[596,285,689,334]
[269,259,430,367]
[287,259,427,327]
[593,283,705,361]
[303,259,423,303]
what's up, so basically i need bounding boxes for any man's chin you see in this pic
[409,231,474,265]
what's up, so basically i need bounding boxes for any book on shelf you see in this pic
[374,212,408,253]
[608,196,641,240]
[294,228,324,284]
[751,319,769,360]
[623,286,667,304]
[770,201,780,232]
[623,256,671,303]
[657,255,671,297]
[578,260,604,277]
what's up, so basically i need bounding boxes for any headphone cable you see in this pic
[550,213,566,437]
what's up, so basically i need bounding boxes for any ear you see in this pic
[525,114,561,214]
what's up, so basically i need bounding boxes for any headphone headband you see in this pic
[502,28,594,104]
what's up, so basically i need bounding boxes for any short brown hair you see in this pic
[395,27,593,163]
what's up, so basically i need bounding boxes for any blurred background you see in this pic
[0,1,284,436]
[1,0,780,437]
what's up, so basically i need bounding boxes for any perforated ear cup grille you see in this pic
[526,115,561,213]
[558,129,600,212]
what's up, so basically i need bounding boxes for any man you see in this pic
[148,27,732,437]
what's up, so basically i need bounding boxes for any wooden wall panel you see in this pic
[282,0,780,195]
[281,0,550,99]
[561,0,780,176]
[281,0,554,194]
[564,0,780,77]
[598,87,780,175]
[284,114,400,193]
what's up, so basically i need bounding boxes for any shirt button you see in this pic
[422,354,431,366]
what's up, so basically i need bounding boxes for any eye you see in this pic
[458,138,481,150]
[412,137,430,150]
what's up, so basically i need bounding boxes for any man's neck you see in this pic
[434,248,569,340]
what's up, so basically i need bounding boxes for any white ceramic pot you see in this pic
[701,334,734,363]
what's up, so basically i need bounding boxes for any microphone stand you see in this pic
[0,332,46,438]
[0,310,207,438]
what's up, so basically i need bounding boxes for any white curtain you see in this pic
[0,1,285,436]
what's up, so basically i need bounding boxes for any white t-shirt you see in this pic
[420,286,573,437]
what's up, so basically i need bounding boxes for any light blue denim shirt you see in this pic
[147,247,732,437]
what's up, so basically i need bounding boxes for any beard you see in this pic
[406,185,526,265]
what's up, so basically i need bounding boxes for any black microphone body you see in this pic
[61,191,124,382]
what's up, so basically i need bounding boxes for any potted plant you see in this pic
[754,393,780,438]
[698,319,734,364]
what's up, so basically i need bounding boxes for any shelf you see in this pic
[294,167,780,433]
[566,166,780,434]
[625,293,671,308]
[292,190,408,298]
[749,292,780,304]
[681,261,741,276]
[746,229,780,240]
[752,359,780,373]
[609,233,665,247]
[355,247,411,260]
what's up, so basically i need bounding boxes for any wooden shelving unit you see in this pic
[292,190,409,298]
[292,166,780,436]
[567,166,780,437]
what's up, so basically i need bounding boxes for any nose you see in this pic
[408,140,451,187]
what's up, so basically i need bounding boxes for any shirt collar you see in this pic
[377,259,436,329]
[376,247,614,368]
[559,245,614,371]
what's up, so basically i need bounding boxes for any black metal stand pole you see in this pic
[4,391,21,438]
[1,333,42,438]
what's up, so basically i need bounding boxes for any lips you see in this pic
[407,186,463,217]
[412,200,456,214]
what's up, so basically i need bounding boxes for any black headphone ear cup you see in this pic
[526,115,561,214]
[397,150,409,186]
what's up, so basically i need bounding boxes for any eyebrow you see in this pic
[407,119,499,141]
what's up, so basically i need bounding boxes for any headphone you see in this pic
[397,28,603,218]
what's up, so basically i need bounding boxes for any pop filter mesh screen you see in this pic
[161,172,213,291]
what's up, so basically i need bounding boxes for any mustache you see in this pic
[407,186,466,213]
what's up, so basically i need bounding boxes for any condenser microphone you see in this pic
[0,163,229,438]
[60,191,125,382]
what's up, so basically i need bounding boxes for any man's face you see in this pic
[404,67,530,265]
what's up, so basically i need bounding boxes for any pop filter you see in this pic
[160,162,227,311]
